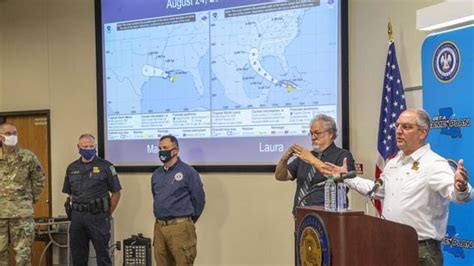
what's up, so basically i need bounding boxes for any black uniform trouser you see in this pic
[70,210,111,266]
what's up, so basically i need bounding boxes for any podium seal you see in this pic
[296,213,330,266]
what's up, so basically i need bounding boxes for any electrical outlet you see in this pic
[116,241,121,251]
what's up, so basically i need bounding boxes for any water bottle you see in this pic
[324,175,337,211]
[337,181,348,211]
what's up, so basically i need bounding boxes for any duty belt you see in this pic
[71,203,89,212]
[71,196,110,214]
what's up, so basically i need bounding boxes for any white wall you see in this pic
[0,0,50,110]
[0,0,438,265]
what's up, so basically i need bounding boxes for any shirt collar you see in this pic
[163,157,181,172]
[399,143,430,162]
[78,155,98,165]
[0,146,19,160]
[314,142,336,158]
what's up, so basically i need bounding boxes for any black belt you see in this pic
[418,239,440,246]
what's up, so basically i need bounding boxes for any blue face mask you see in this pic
[158,148,174,163]
[79,148,96,161]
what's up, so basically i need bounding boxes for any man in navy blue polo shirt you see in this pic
[275,114,355,215]
[151,135,205,266]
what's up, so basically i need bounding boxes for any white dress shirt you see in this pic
[345,144,471,241]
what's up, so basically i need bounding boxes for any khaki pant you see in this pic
[154,218,197,266]
[0,218,34,266]
[418,240,443,266]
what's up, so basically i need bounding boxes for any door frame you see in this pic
[0,109,52,217]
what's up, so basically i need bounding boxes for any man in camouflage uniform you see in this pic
[0,122,45,265]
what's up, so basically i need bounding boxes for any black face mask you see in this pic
[159,148,174,163]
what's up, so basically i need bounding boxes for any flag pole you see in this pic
[388,18,393,42]
[374,18,406,217]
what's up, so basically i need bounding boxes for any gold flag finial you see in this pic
[388,18,393,41]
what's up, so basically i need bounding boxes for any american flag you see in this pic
[375,40,406,213]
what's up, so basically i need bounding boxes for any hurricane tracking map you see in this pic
[104,0,339,141]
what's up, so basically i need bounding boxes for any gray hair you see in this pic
[311,114,338,140]
[78,133,96,142]
[414,109,431,131]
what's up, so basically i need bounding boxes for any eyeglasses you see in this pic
[395,123,419,131]
[308,130,327,138]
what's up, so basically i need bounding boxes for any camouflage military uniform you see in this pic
[0,146,44,266]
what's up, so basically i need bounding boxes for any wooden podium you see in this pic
[295,206,418,266]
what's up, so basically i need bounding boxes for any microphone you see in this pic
[333,170,358,182]
[315,170,358,187]
[366,179,384,197]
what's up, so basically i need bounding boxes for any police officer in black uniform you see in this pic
[63,133,122,266]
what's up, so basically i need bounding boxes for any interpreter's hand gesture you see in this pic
[292,144,315,164]
[454,159,469,192]
[281,146,295,161]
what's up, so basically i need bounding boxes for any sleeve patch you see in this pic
[110,165,117,176]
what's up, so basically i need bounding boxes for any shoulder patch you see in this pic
[109,165,117,176]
